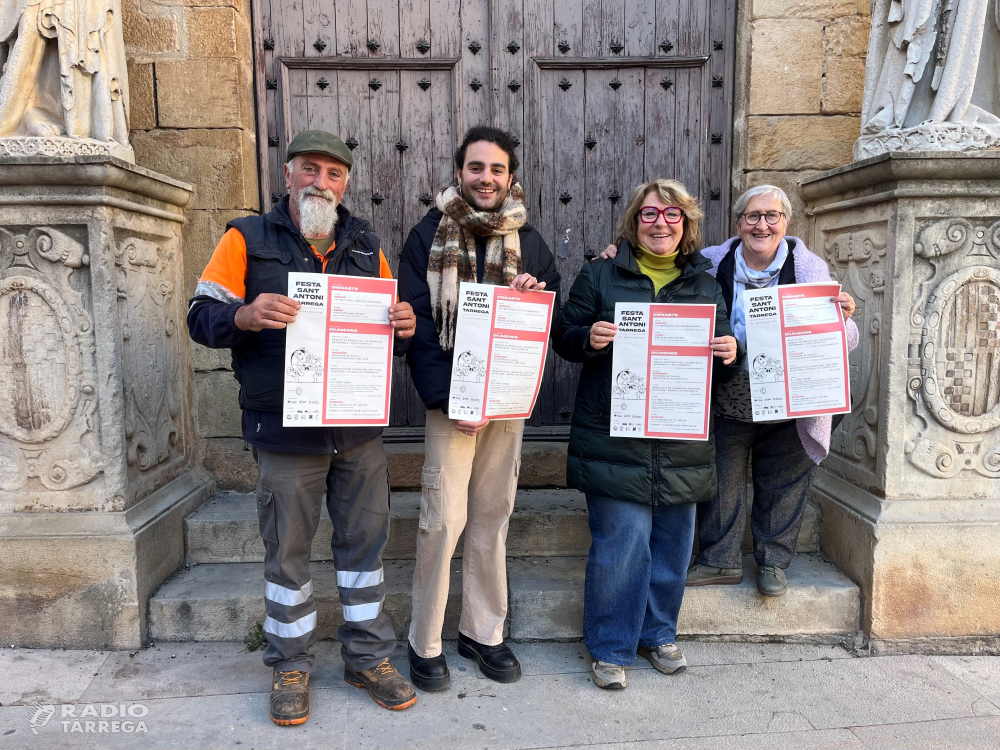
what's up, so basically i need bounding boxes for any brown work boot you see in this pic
[344,660,418,711]
[269,670,310,725]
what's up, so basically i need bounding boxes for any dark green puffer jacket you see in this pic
[554,241,745,509]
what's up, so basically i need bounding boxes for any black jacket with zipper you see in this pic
[398,207,561,411]
[553,240,745,507]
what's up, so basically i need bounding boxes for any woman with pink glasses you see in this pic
[553,179,743,691]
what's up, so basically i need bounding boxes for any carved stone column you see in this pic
[0,155,213,648]
[802,152,1000,652]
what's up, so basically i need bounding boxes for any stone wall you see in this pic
[734,0,871,238]
[122,0,258,468]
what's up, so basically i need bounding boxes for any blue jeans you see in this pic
[583,495,696,666]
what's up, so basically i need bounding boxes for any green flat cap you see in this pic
[286,130,353,170]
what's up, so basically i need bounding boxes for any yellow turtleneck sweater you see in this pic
[634,246,681,295]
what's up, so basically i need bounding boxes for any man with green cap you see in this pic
[187,130,418,723]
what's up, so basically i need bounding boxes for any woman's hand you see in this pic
[710,335,738,365]
[833,291,856,320]
[589,321,618,350]
[510,273,546,291]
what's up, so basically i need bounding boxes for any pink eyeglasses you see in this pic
[638,206,684,224]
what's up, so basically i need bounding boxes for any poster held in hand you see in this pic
[282,272,396,427]
[743,282,851,422]
[448,282,557,421]
[610,303,716,441]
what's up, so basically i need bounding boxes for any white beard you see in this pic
[297,189,340,238]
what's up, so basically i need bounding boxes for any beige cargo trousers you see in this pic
[408,409,524,658]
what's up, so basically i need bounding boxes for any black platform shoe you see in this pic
[457,632,522,683]
[408,643,451,691]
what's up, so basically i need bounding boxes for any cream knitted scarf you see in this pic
[427,182,526,350]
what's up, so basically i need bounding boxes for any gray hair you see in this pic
[732,185,792,222]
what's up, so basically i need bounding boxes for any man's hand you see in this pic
[454,417,489,437]
[510,273,546,291]
[389,302,416,338]
[589,321,618,350]
[832,291,857,320]
[596,244,618,261]
[234,294,300,331]
[710,335,738,365]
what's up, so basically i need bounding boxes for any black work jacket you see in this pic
[398,207,562,411]
[187,197,408,454]
[553,241,745,509]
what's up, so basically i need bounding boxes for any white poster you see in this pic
[448,282,556,421]
[282,272,396,427]
[743,282,851,421]
[610,303,716,440]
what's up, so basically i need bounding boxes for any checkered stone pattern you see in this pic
[942,352,977,415]
[980,291,999,348]
[938,290,999,417]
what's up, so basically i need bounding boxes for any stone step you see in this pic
[150,560,462,643]
[508,554,861,641]
[185,490,820,564]
[185,489,591,563]
[202,439,570,492]
[149,554,859,643]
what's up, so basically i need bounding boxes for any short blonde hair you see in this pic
[616,179,703,259]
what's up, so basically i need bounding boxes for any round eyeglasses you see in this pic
[638,206,684,224]
[740,211,786,226]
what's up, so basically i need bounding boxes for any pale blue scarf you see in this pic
[730,239,789,351]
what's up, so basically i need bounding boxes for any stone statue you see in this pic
[856,0,1000,158]
[0,0,133,159]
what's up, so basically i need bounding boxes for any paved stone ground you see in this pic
[1,641,999,749]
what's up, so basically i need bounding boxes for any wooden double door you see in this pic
[253,0,736,436]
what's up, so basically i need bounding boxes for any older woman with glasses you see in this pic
[682,185,860,596]
[554,179,743,691]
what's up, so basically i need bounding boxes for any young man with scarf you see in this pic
[398,126,561,691]
[188,130,419,723]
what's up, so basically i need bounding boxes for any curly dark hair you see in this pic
[454,126,520,176]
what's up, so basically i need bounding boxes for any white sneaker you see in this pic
[591,661,626,690]
[637,643,687,675]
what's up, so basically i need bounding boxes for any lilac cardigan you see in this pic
[702,237,860,464]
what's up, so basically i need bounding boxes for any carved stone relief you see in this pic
[906,218,1000,479]
[115,236,182,472]
[823,223,889,473]
[0,227,101,492]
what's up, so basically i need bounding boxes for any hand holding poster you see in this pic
[448,282,556,421]
[743,282,851,421]
[610,303,716,441]
[282,272,396,427]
